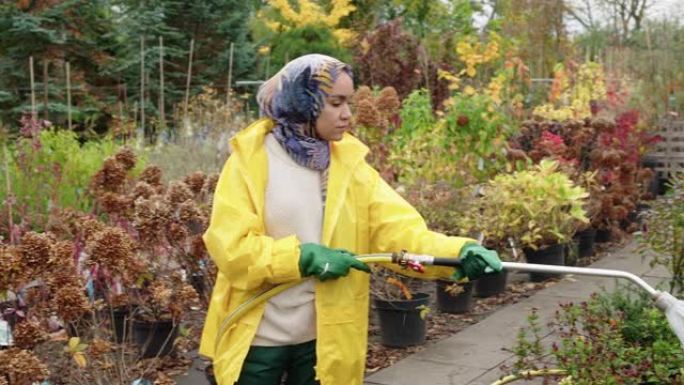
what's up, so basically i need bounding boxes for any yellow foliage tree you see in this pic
[258,0,357,46]
[533,62,607,121]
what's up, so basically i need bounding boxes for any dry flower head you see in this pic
[114,147,137,171]
[0,348,49,385]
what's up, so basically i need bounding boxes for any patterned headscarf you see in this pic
[257,54,353,171]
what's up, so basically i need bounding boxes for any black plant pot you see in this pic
[373,292,430,348]
[111,307,134,343]
[524,243,565,282]
[636,203,651,213]
[474,270,508,298]
[436,280,474,314]
[0,302,22,330]
[658,174,669,195]
[576,228,596,258]
[190,272,206,297]
[132,319,178,358]
[595,228,611,243]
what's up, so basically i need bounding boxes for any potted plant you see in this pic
[459,201,520,297]
[571,171,602,259]
[75,150,212,356]
[130,274,198,358]
[370,267,431,348]
[435,279,475,313]
[474,160,589,281]
[473,248,516,297]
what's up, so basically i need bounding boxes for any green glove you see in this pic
[298,243,371,281]
[451,244,502,281]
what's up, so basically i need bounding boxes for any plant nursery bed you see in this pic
[364,239,624,374]
[174,239,625,383]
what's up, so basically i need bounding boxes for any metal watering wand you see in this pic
[213,251,684,368]
[407,253,684,349]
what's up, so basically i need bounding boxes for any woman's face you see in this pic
[315,72,354,142]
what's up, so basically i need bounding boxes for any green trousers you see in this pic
[235,340,320,385]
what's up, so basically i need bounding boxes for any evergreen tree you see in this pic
[0,0,118,130]
[0,0,258,135]
[104,0,258,137]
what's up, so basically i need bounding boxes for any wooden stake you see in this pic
[118,100,126,141]
[139,36,146,143]
[3,145,15,245]
[43,60,49,120]
[66,61,72,130]
[29,56,36,120]
[159,36,165,130]
[132,101,138,130]
[123,83,128,113]
[183,38,195,124]
[226,42,234,106]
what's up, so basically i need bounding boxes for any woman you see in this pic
[199,54,501,385]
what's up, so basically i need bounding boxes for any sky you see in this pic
[474,0,684,34]
[566,0,684,34]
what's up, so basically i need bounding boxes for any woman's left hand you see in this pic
[451,244,502,281]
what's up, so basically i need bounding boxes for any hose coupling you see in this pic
[391,250,426,273]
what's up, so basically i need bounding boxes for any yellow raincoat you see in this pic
[199,118,476,385]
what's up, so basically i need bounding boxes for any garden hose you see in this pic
[213,254,397,355]
[213,252,684,365]
[489,369,569,385]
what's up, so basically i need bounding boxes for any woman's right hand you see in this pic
[298,243,370,281]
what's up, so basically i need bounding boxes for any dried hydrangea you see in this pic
[166,181,194,205]
[46,270,82,296]
[0,348,49,385]
[140,165,164,187]
[12,320,47,350]
[354,98,385,129]
[114,147,137,171]
[134,196,172,243]
[168,282,200,319]
[98,192,132,216]
[53,283,91,322]
[45,208,82,239]
[45,240,80,291]
[91,157,127,192]
[78,217,107,242]
[149,280,173,310]
[48,240,74,267]
[353,85,373,104]
[178,200,205,233]
[184,171,207,195]
[110,293,131,308]
[0,245,26,291]
[203,174,219,195]
[167,222,189,245]
[131,181,156,200]
[190,236,207,260]
[86,227,135,278]
[176,283,199,305]
[20,231,54,275]
[376,87,401,116]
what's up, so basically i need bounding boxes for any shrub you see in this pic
[509,287,684,384]
[0,119,132,238]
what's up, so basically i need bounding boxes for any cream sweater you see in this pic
[251,134,323,346]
